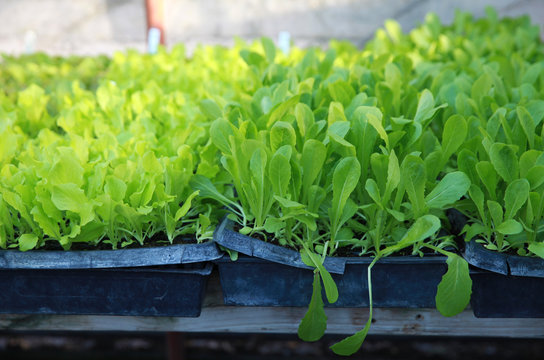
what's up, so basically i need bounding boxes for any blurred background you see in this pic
[0,0,542,55]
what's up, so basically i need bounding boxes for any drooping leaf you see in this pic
[436,253,472,317]
[298,272,327,342]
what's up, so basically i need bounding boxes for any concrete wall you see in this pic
[0,0,542,55]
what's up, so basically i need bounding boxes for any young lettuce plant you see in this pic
[292,95,472,355]
[458,106,544,258]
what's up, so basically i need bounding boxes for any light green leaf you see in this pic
[329,157,361,236]
[304,249,339,303]
[504,179,530,219]
[190,175,238,208]
[330,316,372,356]
[175,190,200,221]
[270,121,296,152]
[441,114,467,158]
[395,215,440,249]
[401,155,426,216]
[261,37,276,63]
[51,184,94,226]
[414,89,447,124]
[367,113,389,148]
[18,234,39,252]
[365,179,382,206]
[264,217,285,233]
[199,99,222,120]
[104,176,127,202]
[489,143,518,183]
[496,219,523,235]
[425,172,470,209]
[517,106,535,148]
[528,243,544,259]
[302,140,326,192]
[487,200,503,227]
[269,152,291,197]
[210,118,234,155]
[297,272,327,342]
[436,253,472,317]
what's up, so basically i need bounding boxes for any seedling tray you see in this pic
[464,240,544,318]
[214,218,447,307]
[0,241,222,269]
[0,263,212,317]
[0,241,221,316]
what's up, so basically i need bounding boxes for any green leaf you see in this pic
[367,113,389,148]
[441,114,467,158]
[295,103,314,137]
[269,152,291,197]
[273,196,305,209]
[475,161,498,199]
[51,184,94,226]
[18,233,39,251]
[496,219,523,235]
[487,200,503,227]
[384,150,400,202]
[31,205,60,239]
[414,89,446,124]
[261,37,276,63]
[48,150,84,187]
[304,250,339,303]
[329,157,361,237]
[489,143,518,183]
[425,172,470,209]
[463,223,487,242]
[175,190,200,221]
[302,140,326,192]
[297,272,327,341]
[267,95,301,128]
[504,179,530,219]
[199,99,222,120]
[401,155,426,216]
[270,121,296,152]
[395,215,440,249]
[365,179,382,206]
[263,217,285,233]
[517,106,535,148]
[526,166,544,190]
[468,185,486,221]
[330,257,378,355]
[104,176,127,202]
[190,175,238,208]
[528,243,544,259]
[210,118,234,154]
[457,149,479,186]
[330,316,372,356]
[436,253,472,317]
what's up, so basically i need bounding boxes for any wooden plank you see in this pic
[1,275,543,337]
[1,307,543,338]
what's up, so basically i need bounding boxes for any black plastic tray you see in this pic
[0,240,221,316]
[0,241,222,269]
[464,239,544,318]
[0,263,212,317]
[214,218,447,307]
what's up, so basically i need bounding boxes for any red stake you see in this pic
[145,0,165,45]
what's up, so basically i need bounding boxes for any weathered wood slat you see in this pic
[1,307,543,337]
